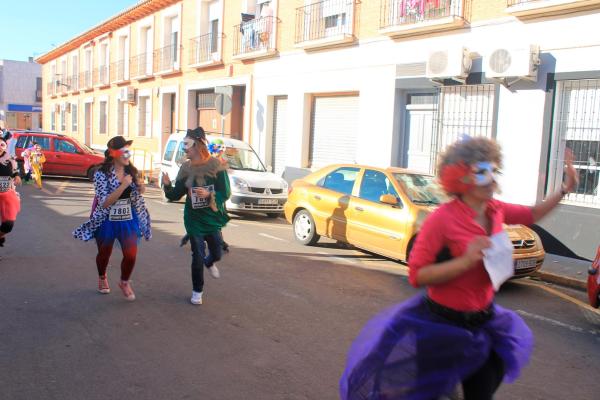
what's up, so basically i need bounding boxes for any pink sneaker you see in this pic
[98,276,110,294]
[118,281,136,301]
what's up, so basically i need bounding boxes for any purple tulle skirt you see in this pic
[340,294,533,400]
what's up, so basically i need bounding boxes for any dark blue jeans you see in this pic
[189,232,223,292]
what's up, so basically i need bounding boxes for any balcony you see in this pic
[80,71,93,90]
[295,0,356,50]
[67,74,79,92]
[506,0,600,18]
[110,59,129,83]
[47,82,55,97]
[379,0,468,37]
[93,65,110,87]
[153,44,182,75]
[130,53,153,80]
[189,32,224,67]
[233,16,277,60]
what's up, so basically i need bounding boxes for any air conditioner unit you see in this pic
[127,87,137,105]
[426,47,472,80]
[485,45,540,81]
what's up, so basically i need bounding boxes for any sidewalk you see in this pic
[533,253,591,290]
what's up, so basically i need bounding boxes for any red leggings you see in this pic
[96,237,138,281]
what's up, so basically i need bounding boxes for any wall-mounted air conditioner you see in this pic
[426,47,472,81]
[485,45,540,82]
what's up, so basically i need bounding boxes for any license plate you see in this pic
[515,258,537,270]
[258,198,278,205]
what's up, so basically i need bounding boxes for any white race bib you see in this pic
[109,199,133,221]
[482,230,515,291]
[190,185,215,209]
[0,176,12,193]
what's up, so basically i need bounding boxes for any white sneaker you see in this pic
[209,265,220,279]
[190,291,203,305]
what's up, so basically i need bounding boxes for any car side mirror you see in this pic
[380,194,399,206]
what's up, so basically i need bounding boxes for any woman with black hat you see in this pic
[73,136,152,301]
[0,130,21,247]
[162,127,230,305]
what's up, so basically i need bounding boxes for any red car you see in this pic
[12,131,104,181]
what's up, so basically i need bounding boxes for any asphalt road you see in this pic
[1,178,598,400]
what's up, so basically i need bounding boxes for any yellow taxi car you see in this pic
[284,164,545,278]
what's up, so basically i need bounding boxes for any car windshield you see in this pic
[222,146,266,172]
[393,173,448,205]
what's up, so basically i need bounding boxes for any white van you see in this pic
[160,132,288,218]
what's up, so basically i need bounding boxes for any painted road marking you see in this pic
[516,280,600,315]
[259,233,288,242]
[234,219,290,230]
[516,310,599,336]
[228,223,239,227]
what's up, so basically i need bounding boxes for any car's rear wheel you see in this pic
[293,209,320,245]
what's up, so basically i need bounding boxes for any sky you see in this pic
[1,0,136,62]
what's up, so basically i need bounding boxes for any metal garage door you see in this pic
[309,95,359,169]
[271,96,288,176]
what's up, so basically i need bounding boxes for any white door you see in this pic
[310,95,359,169]
[271,96,288,176]
[405,106,435,173]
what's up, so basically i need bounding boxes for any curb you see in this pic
[531,271,587,291]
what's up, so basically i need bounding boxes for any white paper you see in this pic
[482,230,514,291]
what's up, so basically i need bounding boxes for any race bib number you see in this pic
[0,176,12,193]
[109,199,133,221]
[190,185,215,209]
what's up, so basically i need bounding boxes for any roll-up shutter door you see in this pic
[309,95,359,169]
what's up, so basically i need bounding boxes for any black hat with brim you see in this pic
[107,135,133,150]
[185,127,206,142]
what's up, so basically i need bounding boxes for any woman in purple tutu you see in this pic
[340,137,578,400]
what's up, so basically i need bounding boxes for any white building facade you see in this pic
[251,8,600,259]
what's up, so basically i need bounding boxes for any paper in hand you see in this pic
[482,230,514,291]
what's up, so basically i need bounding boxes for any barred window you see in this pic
[549,79,600,207]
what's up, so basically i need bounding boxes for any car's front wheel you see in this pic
[293,209,320,245]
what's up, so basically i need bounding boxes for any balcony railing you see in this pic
[381,0,463,27]
[233,16,276,57]
[93,65,110,87]
[189,32,223,65]
[47,82,55,97]
[110,59,128,82]
[295,0,354,45]
[153,44,181,74]
[80,71,92,90]
[67,74,79,92]
[380,0,467,35]
[130,53,153,79]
